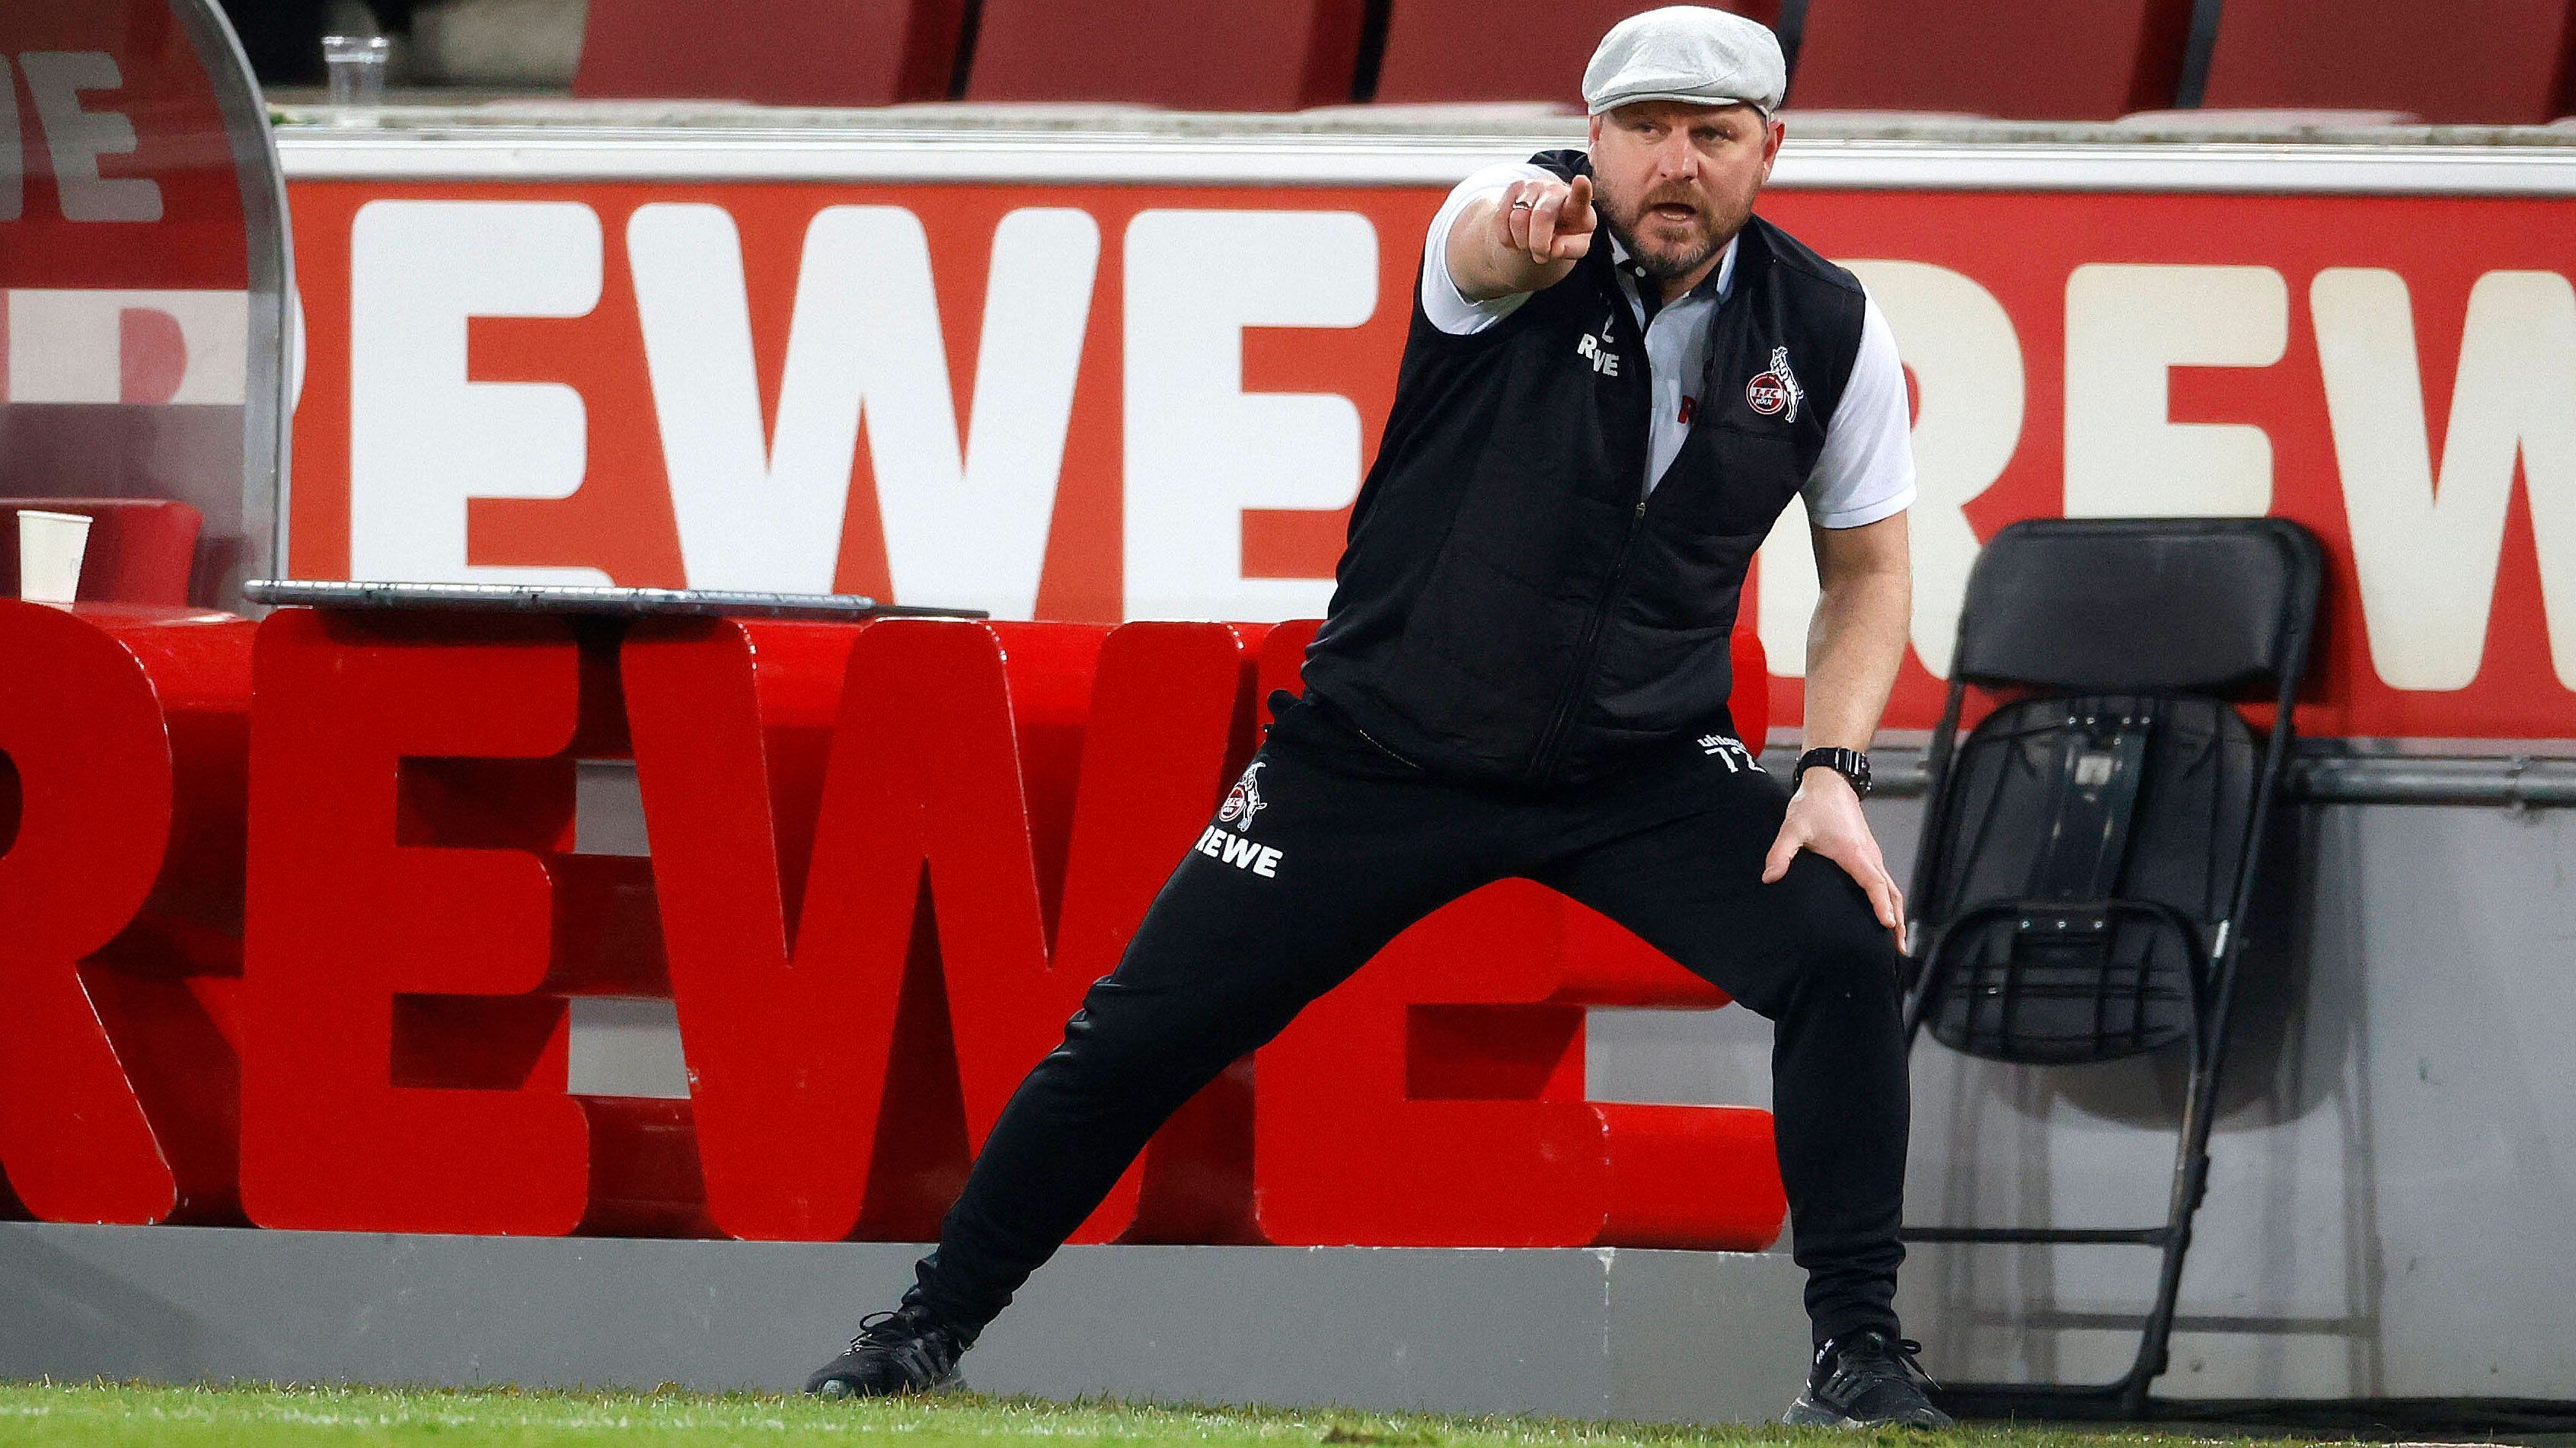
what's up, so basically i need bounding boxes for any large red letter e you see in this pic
[241,611,589,1233]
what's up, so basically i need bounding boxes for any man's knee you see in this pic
[1796,920,1905,1016]
[1780,863,1905,1013]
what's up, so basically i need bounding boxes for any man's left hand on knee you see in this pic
[1762,770,1906,952]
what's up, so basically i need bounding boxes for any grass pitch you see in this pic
[0,1382,2345,1448]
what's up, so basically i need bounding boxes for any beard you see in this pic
[1600,183,1741,282]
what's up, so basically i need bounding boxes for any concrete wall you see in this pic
[0,1227,1809,1421]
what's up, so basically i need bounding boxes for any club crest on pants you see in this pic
[1218,759,1267,832]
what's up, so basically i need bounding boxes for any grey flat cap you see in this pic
[1582,6,1786,116]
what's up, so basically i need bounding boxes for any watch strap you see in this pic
[1796,746,1871,797]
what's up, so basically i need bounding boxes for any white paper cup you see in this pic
[18,509,93,604]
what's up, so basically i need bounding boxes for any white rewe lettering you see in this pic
[2313,268,2576,690]
[1122,209,1376,620]
[1760,262,2025,681]
[1195,824,1284,878]
[16,52,161,223]
[1865,261,2020,678]
[349,200,610,585]
[628,203,1097,610]
[2064,263,2284,518]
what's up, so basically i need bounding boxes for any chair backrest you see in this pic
[1910,517,2322,1067]
[574,0,967,106]
[1788,0,2193,120]
[2199,0,2576,124]
[1951,517,2322,698]
[965,0,1366,110]
[1371,0,1776,106]
[0,497,204,606]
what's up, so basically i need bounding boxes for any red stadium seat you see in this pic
[1789,0,2194,120]
[1,498,203,606]
[2198,0,2576,125]
[964,0,1366,110]
[1371,0,1778,107]
[573,0,969,106]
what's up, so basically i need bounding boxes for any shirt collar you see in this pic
[1607,231,1738,304]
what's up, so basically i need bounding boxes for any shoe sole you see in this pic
[1781,1393,1954,1429]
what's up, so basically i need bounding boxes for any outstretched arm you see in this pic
[1762,509,1913,946]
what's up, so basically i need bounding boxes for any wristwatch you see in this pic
[1795,747,1872,799]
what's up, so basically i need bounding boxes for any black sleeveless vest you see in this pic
[1300,148,1869,791]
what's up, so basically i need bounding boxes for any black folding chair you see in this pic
[1900,517,2323,1418]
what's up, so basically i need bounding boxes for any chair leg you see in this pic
[2123,1032,2223,1416]
[1901,940,1946,1044]
[1905,957,2236,1419]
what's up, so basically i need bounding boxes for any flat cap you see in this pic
[1582,6,1786,116]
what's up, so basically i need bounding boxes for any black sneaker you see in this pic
[803,1303,971,1399]
[1782,1331,1954,1428]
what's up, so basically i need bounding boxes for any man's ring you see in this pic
[1511,199,1536,209]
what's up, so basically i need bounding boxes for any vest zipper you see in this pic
[1524,493,1652,787]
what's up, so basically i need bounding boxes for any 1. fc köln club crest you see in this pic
[1744,345,1805,422]
[1218,760,1268,832]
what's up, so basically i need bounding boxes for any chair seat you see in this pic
[1370,0,1776,106]
[2198,0,2576,125]
[1789,0,2194,120]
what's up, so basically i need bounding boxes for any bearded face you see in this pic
[1588,100,1780,284]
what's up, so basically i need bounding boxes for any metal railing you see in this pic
[1764,743,2576,808]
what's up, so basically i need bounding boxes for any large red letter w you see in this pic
[623,618,1252,1241]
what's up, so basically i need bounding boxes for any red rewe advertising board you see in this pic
[275,144,2576,742]
[0,598,1783,1249]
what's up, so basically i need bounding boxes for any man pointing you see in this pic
[807,5,1942,1427]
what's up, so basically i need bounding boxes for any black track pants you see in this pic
[908,696,1910,1348]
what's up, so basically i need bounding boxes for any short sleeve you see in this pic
[1420,161,1555,336]
[1803,292,1917,528]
